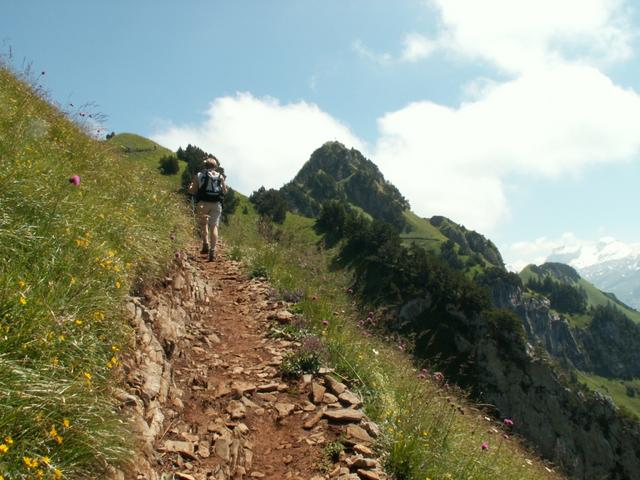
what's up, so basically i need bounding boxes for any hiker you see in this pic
[188,155,227,261]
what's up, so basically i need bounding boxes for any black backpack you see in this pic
[196,171,224,202]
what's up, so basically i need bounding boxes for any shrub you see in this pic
[250,186,289,224]
[158,154,180,175]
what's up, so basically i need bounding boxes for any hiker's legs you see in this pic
[208,202,223,252]
[196,203,211,251]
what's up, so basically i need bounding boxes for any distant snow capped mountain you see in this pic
[547,238,640,310]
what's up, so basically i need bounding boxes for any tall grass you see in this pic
[0,66,191,478]
[223,199,561,480]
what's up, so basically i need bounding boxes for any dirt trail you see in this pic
[151,245,387,480]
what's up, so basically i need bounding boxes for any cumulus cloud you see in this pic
[431,0,633,73]
[373,64,640,231]
[367,0,640,231]
[152,93,366,195]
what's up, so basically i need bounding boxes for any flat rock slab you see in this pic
[275,402,296,417]
[339,391,363,407]
[322,408,365,423]
[357,469,381,480]
[346,424,374,444]
[325,375,347,395]
[160,440,196,459]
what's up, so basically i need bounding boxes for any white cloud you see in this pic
[431,0,633,73]
[401,33,437,62]
[372,64,640,231]
[152,93,366,195]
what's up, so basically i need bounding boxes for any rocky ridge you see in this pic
[110,247,387,480]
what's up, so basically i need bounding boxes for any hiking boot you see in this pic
[200,242,209,254]
[208,248,215,262]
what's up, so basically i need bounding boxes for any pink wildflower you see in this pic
[311,295,318,301]
[481,442,489,451]
[503,418,514,427]
[433,372,444,382]
[346,288,353,294]
[367,311,374,318]
[322,320,329,326]
[69,175,81,186]
[175,252,182,259]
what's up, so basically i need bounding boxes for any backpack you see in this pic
[196,171,224,202]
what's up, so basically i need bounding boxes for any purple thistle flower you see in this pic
[69,175,80,186]
[433,372,444,382]
[481,441,489,450]
[322,320,329,326]
[503,418,514,427]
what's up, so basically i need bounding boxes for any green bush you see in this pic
[158,154,179,175]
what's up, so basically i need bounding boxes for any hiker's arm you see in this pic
[187,175,198,195]
[221,175,228,194]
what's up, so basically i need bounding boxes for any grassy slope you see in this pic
[400,210,447,253]
[577,372,640,419]
[0,67,191,478]
[108,133,186,190]
[222,202,562,480]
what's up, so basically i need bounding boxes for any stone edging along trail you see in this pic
[111,244,389,480]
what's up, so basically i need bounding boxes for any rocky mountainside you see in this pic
[281,141,409,229]
[283,143,640,478]
[281,141,503,269]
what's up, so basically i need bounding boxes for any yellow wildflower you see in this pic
[4,436,13,445]
[63,418,70,428]
[115,281,121,289]
[49,426,58,438]
[53,468,62,479]
[74,319,83,326]
[84,372,92,381]
[69,276,76,285]
[41,456,50,464]
[55,435,63,444]
[18,280,26,288]
[23,456,38,468]
[58,335,65,342]
[108,250,115,257]
[0,444,8,453]
[19,295,27,305]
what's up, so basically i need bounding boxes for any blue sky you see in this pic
[4,0,640,269]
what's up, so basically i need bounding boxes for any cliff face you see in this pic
[474,334,640,480]
[488,279,640,379]
[398,291,640,480]
[489,280,584,366]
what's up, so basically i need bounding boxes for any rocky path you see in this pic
[123,245,388,480]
